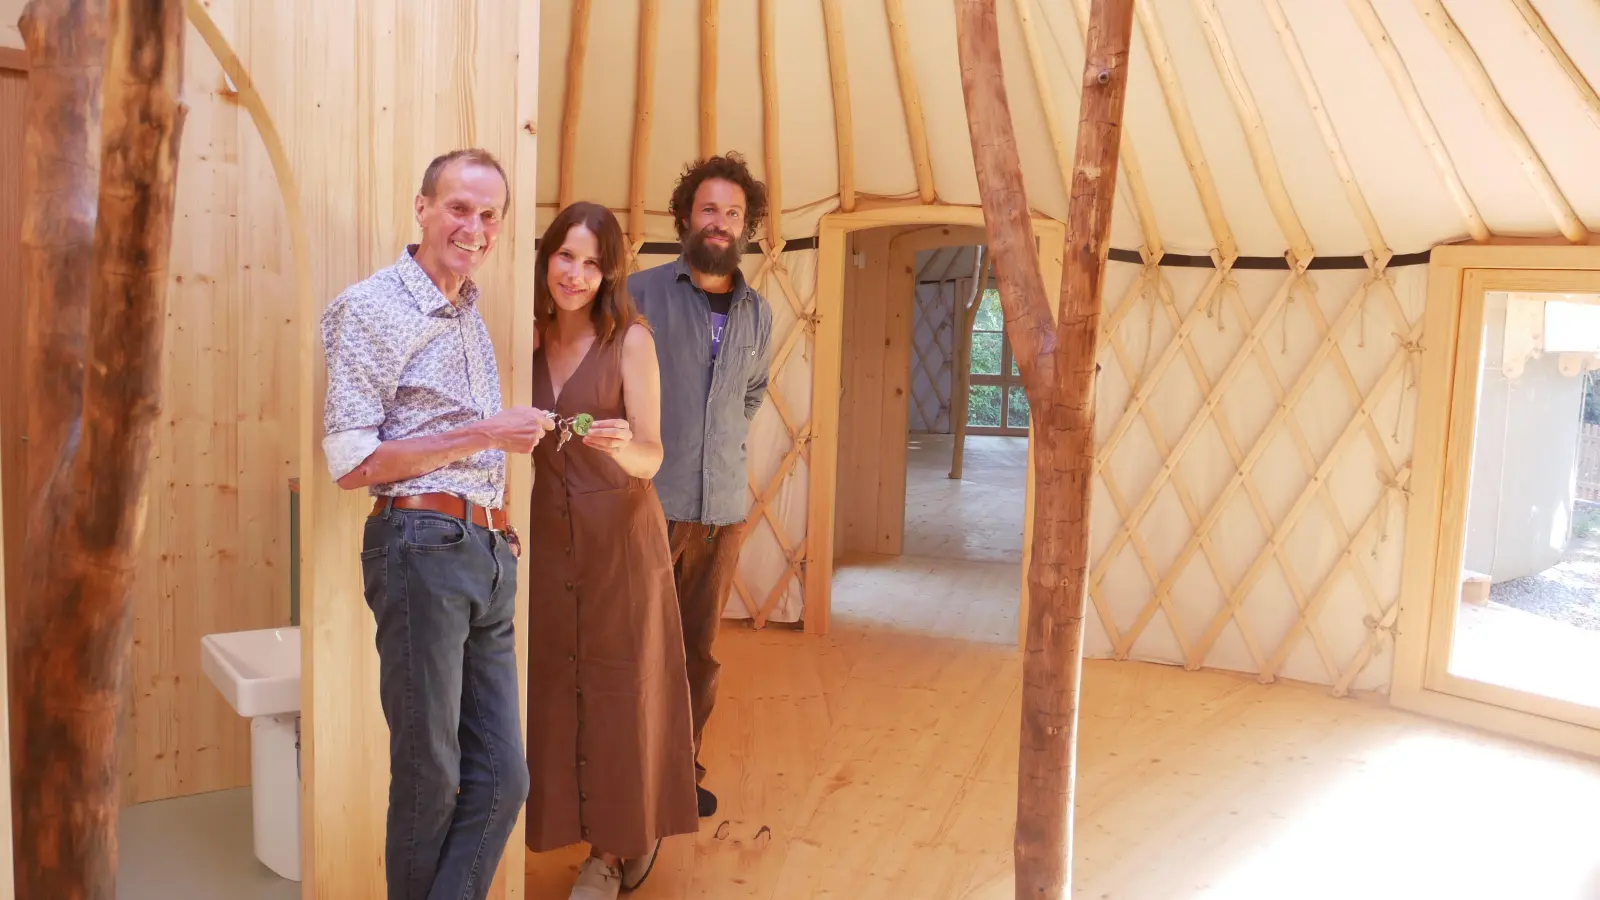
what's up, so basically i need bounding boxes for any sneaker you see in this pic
[569,856,621,900]
[697,785,718,818]
[620,839,661,892]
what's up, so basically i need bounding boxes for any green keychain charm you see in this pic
[554,412,596,451]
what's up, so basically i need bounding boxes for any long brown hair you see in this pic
[534,202,638,344]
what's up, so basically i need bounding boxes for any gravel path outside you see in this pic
[1489,502,1600,631]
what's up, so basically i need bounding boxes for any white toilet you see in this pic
[200,626,302,882]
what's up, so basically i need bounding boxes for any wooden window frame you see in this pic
[1394,242,1600,759]
[965,282,1029,437]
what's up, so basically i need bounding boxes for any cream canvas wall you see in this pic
[626,219,1426,695]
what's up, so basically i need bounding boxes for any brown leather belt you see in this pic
[371,493,507,531]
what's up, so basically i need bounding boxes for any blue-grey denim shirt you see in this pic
[629,255,773,525]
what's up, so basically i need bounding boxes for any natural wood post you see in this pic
[955,0,1134,896]
[10,0,187,895]
[17,0,106,568]
[13,0,107,875]
[949,247,987,479]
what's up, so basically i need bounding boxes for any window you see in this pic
[966,288,1029,435]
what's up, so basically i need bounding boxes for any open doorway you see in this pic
[904,246,1026,566]
[828,229,1027,643]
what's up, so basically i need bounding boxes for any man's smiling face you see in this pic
[415,159,507,282]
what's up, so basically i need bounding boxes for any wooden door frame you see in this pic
[1394,242,1600,759]
[806,205,1065,638]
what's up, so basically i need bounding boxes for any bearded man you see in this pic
[627,153,773,821]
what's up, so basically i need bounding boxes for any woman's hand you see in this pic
[582,418,633,456]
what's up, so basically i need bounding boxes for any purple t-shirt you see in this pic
[708,290,733,358]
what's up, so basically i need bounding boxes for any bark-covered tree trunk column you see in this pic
[11,0,187,896]
[954,0,1135,896]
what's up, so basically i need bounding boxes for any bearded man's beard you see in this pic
[685,226,744,276]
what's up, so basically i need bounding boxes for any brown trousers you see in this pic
[666,518,750,783]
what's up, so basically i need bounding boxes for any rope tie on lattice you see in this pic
[798,310,821,362]
[1135,261,1166,390]
[1281,269,1315,354]
[1362,613,1398,638]
[1203,273,1240,332]
[1373,469,1413,555]
[1356,269,1395,349]
[1392,332,1426,442]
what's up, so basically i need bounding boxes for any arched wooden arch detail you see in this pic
[178,4,328,894]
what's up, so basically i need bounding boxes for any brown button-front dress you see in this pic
[524,326,700,859]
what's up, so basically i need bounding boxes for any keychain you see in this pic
[553,412,594,451]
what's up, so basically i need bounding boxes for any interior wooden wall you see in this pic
[109,8,300,808]
[263,0,541,895]
[835,228,902,558]
[0,19,294,810]
[4,3,537,895]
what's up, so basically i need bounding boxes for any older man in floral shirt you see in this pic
[320,148,551,900]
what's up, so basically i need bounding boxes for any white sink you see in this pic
[201,627,301,718]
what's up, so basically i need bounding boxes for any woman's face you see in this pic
[547,223,604,313]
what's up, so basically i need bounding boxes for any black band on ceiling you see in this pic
[528,236,823,254]
[1104,247,1432,269]
[538,235,1429,270]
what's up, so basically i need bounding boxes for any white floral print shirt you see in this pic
[320,245,505,508]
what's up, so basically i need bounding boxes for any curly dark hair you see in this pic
[667,152,770,242]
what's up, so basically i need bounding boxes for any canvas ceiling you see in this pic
[537,0,1600,255]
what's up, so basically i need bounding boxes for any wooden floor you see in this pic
[528,437,1600,898]
[526,619,1600,899]
[900,434,1026,564]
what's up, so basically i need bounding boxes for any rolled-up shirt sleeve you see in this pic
[320,293,403,481]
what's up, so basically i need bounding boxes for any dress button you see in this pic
[565,581,574,591]
[568,654,576,662]
[581,792,588,801]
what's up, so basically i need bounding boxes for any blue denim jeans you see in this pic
[360,502,529,900]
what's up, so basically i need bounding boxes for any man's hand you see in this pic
[480,406,556,453]
[582,418,633,456]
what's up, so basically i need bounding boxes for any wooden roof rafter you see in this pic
[759,0,784,246]
[820,0,856,213]
[700,0,717,158]
[1132,0,1234,261]
[1345,0,1487,241]
[1190,0,1312,265]
[885,0,936,205]
[1410,0,1586,243]
[556,0,592,211]
[1509,0,1600,135]
[1261,0,1392,261]
[629,0,659,252]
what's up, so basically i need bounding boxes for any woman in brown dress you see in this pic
[524,202,698,900]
